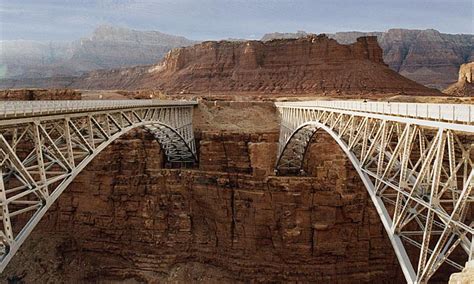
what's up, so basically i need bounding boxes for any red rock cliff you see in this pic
[0,89,81,100]
[73,35,441,96]
[159,35,384,75]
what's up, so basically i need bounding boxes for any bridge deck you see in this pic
[0,99,198,119]
[275,100,474,124]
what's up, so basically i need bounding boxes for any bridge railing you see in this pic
[0,100,197,118]
[275,101,474,124]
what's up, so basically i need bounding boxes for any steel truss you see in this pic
[275,101,474,283]
[0,100,197,272]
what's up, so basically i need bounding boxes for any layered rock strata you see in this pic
[0,88,81,100]
[263,29,474,90]
[71,35,440,96]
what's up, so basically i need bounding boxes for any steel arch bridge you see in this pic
[0,99,198,272]
[275,100,474,284]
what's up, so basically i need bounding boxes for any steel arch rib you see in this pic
[275,123,318,174]
[145,123,198,163]
[277,121,417,282]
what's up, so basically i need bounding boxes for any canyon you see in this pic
[1,100,459,283]
[0,24,471,284]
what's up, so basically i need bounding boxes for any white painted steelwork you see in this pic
[0,100,197,272]
[278,100,474,124]
[0,100,195,118]
[275,100,474,284]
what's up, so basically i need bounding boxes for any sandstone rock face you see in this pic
[262,29,474,90]
[444,62,474,96]
[449,261,474,284]
[72,35,440,96]
[385,29,472,90]
[459,62,474,83]
[1,101,458,283]
[0,88,81,100]
[74,65,151,91]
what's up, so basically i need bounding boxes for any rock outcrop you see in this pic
[449,261,474,283]
[458,62,473,83]
[72,35,440,96]
[380,29,473,90]
[262,29,474,90]
[444,62,474,96]
[0,88,81,100]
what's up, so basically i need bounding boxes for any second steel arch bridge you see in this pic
[275,100,474,284]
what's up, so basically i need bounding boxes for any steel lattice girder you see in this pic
[0,100,197,272]
[275,101,474,284]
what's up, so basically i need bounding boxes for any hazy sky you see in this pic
[0,0,472,41]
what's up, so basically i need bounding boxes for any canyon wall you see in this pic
[263,29,474,90]
[376,29,472,90]
[0,89,81,100]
